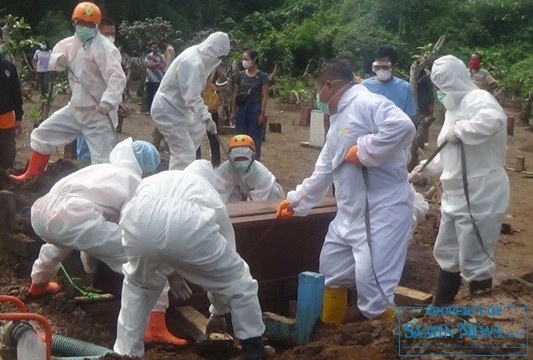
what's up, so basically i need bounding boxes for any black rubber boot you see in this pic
[241,337,270,360]
[469,278,492,296]
[432,269,462,306]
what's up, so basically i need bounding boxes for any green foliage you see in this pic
[35,10,71,46]
[273,75,315,106]
[502,55,533,97]
[118,17,182,56]
[3,0,531,97]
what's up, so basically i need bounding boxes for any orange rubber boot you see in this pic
[28,282,60,297]
[144,311,188,346]
[10,151,51,182]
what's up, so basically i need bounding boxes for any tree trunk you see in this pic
[408,36,446,170]
[519,85,533,125]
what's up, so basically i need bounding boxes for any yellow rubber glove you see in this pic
[344,145,361,165]
[276,199,294,219]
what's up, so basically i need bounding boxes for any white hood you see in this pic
[109,137,142,176]
[431,55,477,109]
[184,159,216,188]
[197,32,230,74]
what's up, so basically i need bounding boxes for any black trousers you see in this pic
[37,71,51,97]
[0,128,16,170]
[145,81,160,113]
[196,112,220,167]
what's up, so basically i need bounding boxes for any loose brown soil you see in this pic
[1,94,531,359]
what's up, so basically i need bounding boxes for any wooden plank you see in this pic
[394,285,433,306]
[295,272,324,345]
[173,306,233,344]
[263,312,296,345]
[174,306,209,342]
[227,197,336,219]
[231,207,336,228]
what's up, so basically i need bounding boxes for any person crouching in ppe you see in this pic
[409,55,509,304]
[114,160,273,359]
[277,60,415,323]
[151,32,230,170]
[215,134,284,203]
[29,138,187,347]
[11,2,126,182]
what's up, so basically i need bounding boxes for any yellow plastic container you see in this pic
[321,287,347,326]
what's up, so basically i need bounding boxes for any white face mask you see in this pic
[105,36,115,44]
[242,60,252,69]
[40,44,46,50]
[375,69,392,82]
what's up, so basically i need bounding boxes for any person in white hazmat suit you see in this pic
[277,60,415,322]
[28,138,188,347]
[114,160,273,359]
[151,32,230,170]
[215,134,284,203]
[11,2,126,182]
[409,55,509,303]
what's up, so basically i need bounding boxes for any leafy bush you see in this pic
[118,17,183,56]
[502,55,533,97]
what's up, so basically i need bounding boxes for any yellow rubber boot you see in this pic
[144,312,188,346]
[375,307,397,321]
[321,287,347,326]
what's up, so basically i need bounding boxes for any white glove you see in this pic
[445,127,460,143]
[97,102,113,115]
[206,118,217,134]
[408,163,426,183]
[168,273,192,301]
[205,314,227,334]
[56,55,69,69]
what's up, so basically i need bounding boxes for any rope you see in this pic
[362,166,394,308]
[459,142,532,288]
[59,264,102,299]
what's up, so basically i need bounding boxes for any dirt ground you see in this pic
[1,93,532,359]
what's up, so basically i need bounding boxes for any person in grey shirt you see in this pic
[144,41,165,113]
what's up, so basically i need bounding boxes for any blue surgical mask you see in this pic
[315,80,347,115]
[316,93,330,115]
[436,90,446,104]
[234,160,251,173]
[75,25,97,42]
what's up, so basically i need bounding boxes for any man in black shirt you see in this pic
[0,33,23,170]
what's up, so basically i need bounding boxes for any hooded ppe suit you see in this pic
[114,160,265,356]
[425,55,509,282]
[31,32,126,164]
[215,160,284,203]
[151,32,230,170]
[287,85,415,318]
[30,138,169,311]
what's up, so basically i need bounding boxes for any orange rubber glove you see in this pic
[344,145,361,165]
[276,199,294,219]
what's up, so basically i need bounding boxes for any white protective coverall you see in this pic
[151,32,230,170]
[30,138,169,311]
[287,85,415,318]
[425,55,509,282]
[215,160,284,203]
[31,32,126,164]
[114,160,265,356]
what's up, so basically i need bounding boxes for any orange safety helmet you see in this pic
[72,2,102,25]
[228,134,255,152]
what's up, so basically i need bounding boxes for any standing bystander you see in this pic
[0,32,23,170]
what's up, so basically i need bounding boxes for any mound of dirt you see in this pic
[0,159,79,235]
[277,321,397,360]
